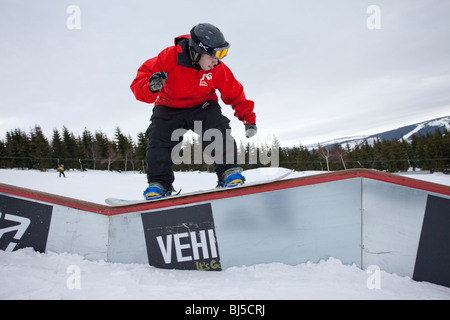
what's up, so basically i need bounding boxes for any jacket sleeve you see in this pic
[216,63,256,125]
[130,46,177,104]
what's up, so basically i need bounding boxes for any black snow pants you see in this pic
[145,101,240,191]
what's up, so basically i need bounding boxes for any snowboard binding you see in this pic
[219,167,246,188]
[143,182,172,200]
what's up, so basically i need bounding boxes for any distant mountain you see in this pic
[308,116,450,149]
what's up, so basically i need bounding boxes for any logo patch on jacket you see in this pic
[200,73,212,86]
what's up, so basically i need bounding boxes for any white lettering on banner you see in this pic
[0,212,31,252]
[174,232,192,262]
[190,230,208,260]
[156,234,172,264]
[156,228,218,264]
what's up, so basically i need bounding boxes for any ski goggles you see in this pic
[212,45,230,59]
[198,41,230,60]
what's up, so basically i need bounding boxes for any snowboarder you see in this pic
[57,164,66,178]
[131,23,257,200]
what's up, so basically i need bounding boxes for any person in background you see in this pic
[57,164,66,178]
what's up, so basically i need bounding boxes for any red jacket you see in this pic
[130,35,256,125]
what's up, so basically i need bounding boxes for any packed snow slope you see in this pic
[1,168,450,300]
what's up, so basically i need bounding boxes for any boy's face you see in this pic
[199,54,219,71]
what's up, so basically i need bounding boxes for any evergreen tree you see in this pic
[0,138,7,168]
[95,131,113,170]
[330,144,347,170]
[135,131,148,173]
[81,128,96,169]
[29,125,52,170]
[62,126,78,169]
[442,128,450,171]
[51,129,65,165]
[5,129,30,168]
[75,136,87,171]
[414,133,429,170]
[114,127,135,171]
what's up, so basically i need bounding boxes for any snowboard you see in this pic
[105,168,293,207]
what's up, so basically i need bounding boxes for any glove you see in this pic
[245,123,257,138]
[148,71,167,93]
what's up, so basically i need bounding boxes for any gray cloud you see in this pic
[1,0,449,146]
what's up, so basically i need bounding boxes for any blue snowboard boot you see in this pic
[219,168,246,188]
[143,182,172,200]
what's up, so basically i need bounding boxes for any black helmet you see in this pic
[189,23,230,63]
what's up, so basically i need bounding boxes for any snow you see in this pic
[0,168,323,204]
[1,248,449,300]
[1,168,450,300]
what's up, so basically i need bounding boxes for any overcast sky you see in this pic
[1,0,449,146]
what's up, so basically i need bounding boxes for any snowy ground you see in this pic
[1,168,450,300]
[0,167,326,204]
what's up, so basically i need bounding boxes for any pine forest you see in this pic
[1,125,449,174]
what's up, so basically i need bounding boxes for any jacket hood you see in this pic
[175,34,190,45]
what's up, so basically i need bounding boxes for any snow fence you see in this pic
[1,169,449,288]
